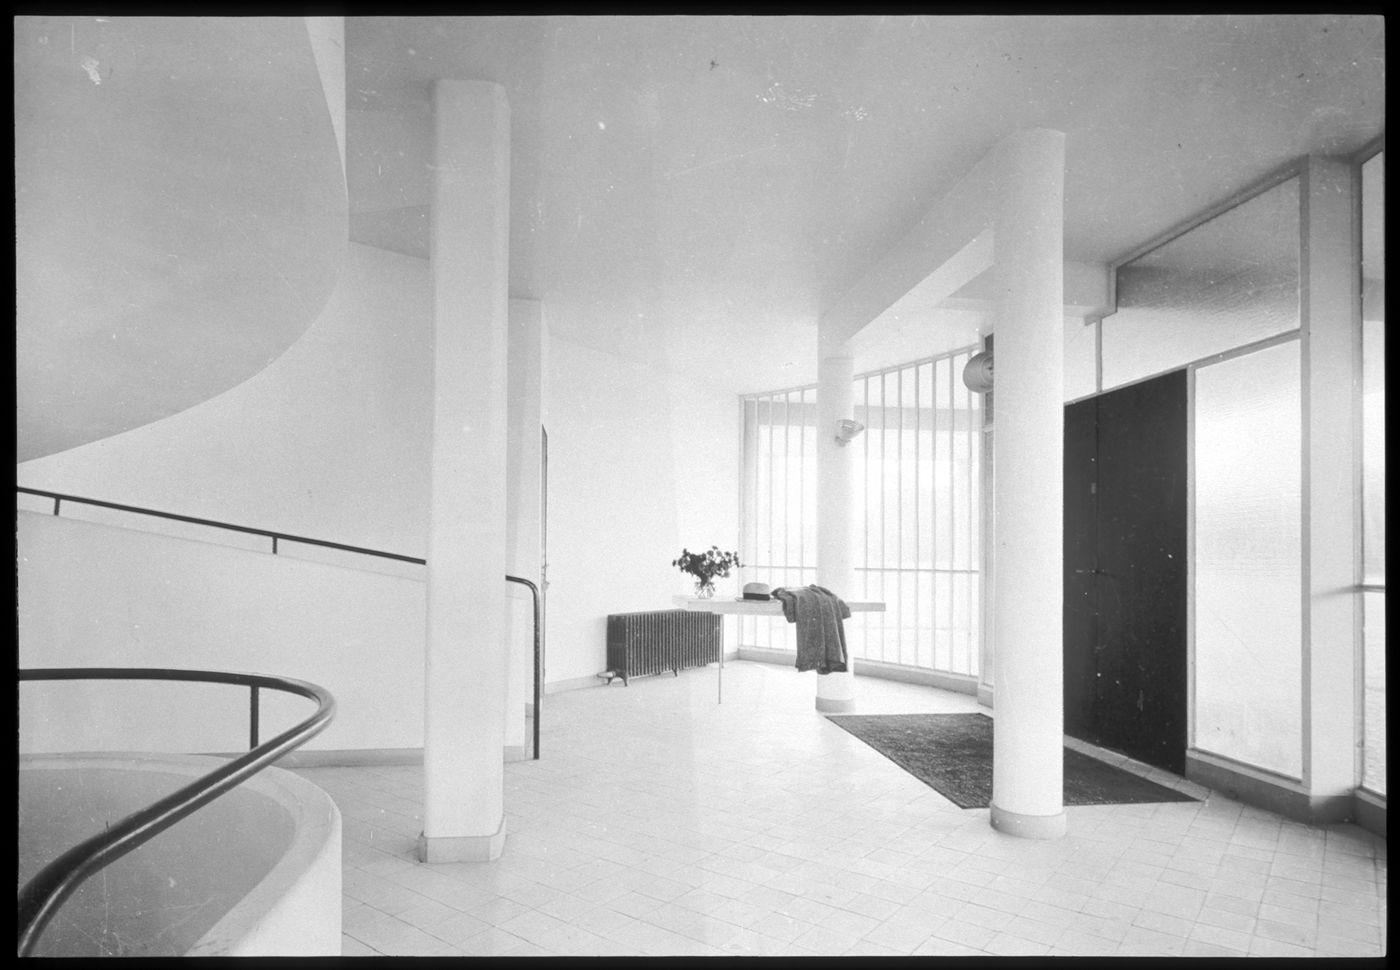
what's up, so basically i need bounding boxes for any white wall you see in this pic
[542,332,739,686]
[17,512,425,754]
[18,237,743,735]
[17,242,434,558]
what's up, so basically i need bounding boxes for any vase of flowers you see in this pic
[673,546,742,600]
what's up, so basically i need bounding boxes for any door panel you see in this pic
[1063,397,1099,742]
[1063,370,1188,774]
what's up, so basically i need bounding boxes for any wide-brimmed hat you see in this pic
[742,582,772,601]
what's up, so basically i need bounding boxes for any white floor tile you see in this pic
[291,661,1386,958]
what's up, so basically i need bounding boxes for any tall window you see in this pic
[738,348,983,678]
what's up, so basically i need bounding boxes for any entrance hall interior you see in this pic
[15,15,1386,958]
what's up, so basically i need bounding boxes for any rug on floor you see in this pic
[825,712,1197,809]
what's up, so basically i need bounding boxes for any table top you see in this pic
[672,595,885,615]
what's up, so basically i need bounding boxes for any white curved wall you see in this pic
[20,754,341,957]
[18,243,434,558]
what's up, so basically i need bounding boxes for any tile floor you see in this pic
[292,660,1387,958]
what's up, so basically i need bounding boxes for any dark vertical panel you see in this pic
[1063,397,1100,743]
[1063,370,1188,774]
[1096,370,1188,773]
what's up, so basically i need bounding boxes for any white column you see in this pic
[419,79,511,863]
[815,344,858,713]
[988,129,1067,839]
[1300,155,1360,812]
[505,299,544,761]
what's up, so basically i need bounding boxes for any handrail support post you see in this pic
[250,685,260,750]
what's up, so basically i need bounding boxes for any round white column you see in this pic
[419,79,511,863]
[988,129,1067,839]
[815,345,858,713]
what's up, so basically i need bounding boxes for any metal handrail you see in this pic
[16,667,336,957]
[17,485,545,755]
[17,486,426,564]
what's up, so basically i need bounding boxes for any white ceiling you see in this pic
[15,15,1385,461]
[343,14,1383,390]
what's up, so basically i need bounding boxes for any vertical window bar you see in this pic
[952,355,963,674]
[789,389,800,593]
[773,392,783,647]
[964,354,977,675]
[742,398,756,647]
[930,358,941,669]
[896,367,905,666]
[797,390,806,577]
[781,392,790,593]
[766,394,775,575]
[913,361,921,671]
[860,375,872,658]
[971,362,982,676]
[873,375,884,663]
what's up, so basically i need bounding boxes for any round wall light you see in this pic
[962,351,993,393]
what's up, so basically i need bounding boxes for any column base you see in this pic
[988,803,1066,840]
[417,819,507,863]
[815,696,855,714]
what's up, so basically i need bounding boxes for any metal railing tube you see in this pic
[16,668,336,957]
[506,575,542,761]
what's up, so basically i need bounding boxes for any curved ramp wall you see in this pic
[19,753,341,957]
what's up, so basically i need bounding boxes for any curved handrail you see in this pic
[16,667,336,958]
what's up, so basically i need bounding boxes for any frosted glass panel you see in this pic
[1103,178,1300,390]
[1362,590,1386,794]
[1360,149,1384,794]
[1193,340,1302,777]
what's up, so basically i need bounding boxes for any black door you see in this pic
[1063,370,1188,774]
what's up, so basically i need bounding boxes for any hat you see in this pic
[742,582,772,601]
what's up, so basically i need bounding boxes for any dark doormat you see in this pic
[826,712,1197,809]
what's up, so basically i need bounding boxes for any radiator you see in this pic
[605,609,722,685]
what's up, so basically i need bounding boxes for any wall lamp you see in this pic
[835,418,865,446]
[962,351,993,393]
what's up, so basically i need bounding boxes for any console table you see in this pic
[672,595,886,702]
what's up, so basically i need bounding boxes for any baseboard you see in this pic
[1354,787,1386,839]
[545,673,605,695]
[272,747,423,768]
[851,657,979,695]
[240,743,540,769]
[737,645,794,666]
[737,646,978,696]
[1186,749,1354,825]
